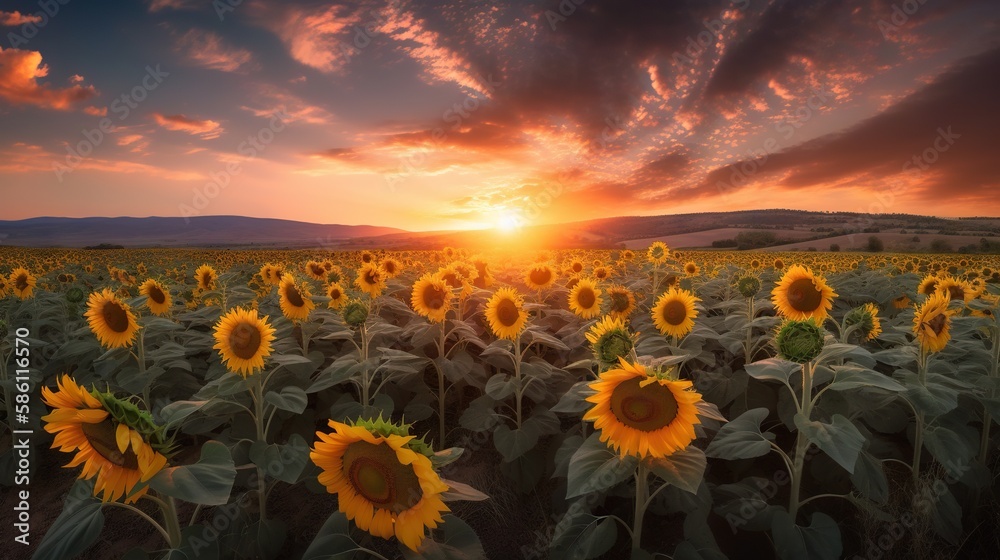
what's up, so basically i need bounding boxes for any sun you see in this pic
[495,210,522,233]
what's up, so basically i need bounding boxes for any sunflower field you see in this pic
[2,245,1000,560]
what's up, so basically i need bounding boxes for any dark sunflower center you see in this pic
[610,291,630,312]
[786,278,822,312]
[102,301,130,333]
[229,322,262,359]
[148,286,166,304]
[576,287,596,309]
[610,377,678,431]
[946,286,964,301]
[651,248,664,259]
[926,313,947,335]
[311,264,324,276]
[920,280,938,295]
[422,283,447,310]
[686,265,697,274]
[364,270,379,284]
[284,284,305,307]
[330,288,342,299]
[15,274,28,290]
[596,269,608,279]
[529,269,551,286]
[662,300,687,326]
[81,419,139,469]
[202,272,212,287]
[343,441,423,514]
[572,263,583,273]
[495,298,520,327]
[441,273,461,289]
[384,262,396,274]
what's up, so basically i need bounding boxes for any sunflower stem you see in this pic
[788,360,814,522]
[913,350,929,482]
[744,295,754,365]
[162,496,183,548]
[437,320,448,446]
[360,322,370,409]
[632,463,649,553]
[979,324,1000,465]
[103,501,173,546]
[513,331,523,430]
[137,329,150,410]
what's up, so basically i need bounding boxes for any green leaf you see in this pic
[406,515,486,560]
[249,434,311,484]
[484,373,515,400]
[149,441,236,505]
[771,511,842,560]
[851,450,888,504]
[745,359,799,385]
[549,513,618,560]
[705,408,775,461]
[922,426,974,480]
[32,481,104,560]
[493,424,538,462]
[301,511,357,560]
[265,386,308,414]
[270,353,317,367]
[793,413,865,474]
[551,380,594,415]
[566,432,638,498]
[826,365,905,393]
[644,447,707,495]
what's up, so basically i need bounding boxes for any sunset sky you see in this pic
[0,0,998,231]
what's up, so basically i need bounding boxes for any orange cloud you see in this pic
[171,29,255,73]
[0,47,97,110]
[250,2,358,73]
[0,11,42,26]
[152,113,223,139]
[240,85,334,125]
[0,142,199,180]
[148,0,197,12]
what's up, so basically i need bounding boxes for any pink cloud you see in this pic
[240,85,334,125]
[148,0,197,13]
[0,47,97,110]
[171,28,255,73]
[0,11,42,26]
[249,2,358,73]
[152,113,223,139]
[0,142,199,180]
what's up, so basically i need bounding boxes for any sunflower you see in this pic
[306,260,328,281]
[411,274,452,323]
[651,287,700,338]
[484,287,528,340]
[360,250,375,264]
[0,275,8,298]
[568,278,603,319]
[213,306,277,376]
[770,265,837,323]
[435,266,474,300]
[568,260,585,275]
[586,316,637,366]
[584,358,703,458]
[917,275,939,297]
[773,258,784,270]
[379,257,403,279]
[327,282,348,310]
[139,279,172,316]
[41,375,170,503]
[85,289,140,349]
[844,303,882,342]
[912,291,954,354]
[647,241,669,265]
[936,277,974,303]
[471,258,493,289]
[593,265,612,281]
[279,274,315,321]
[355,263,387,298]
[9,267,36,299]
[606,284,636,320]
[524,263,556,291]
[683,262,699,276]
[311,418,449,551]
[194,264,217,292]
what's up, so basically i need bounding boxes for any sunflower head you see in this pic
[568,278,603,319]
[585,316,637,366]
[651,287,700,338]
[647,241,669,265]
[10,267,36,299]
[85,288,141,349]
[310,416,450,551]
[844,303,882,342]
[684,262,699,276]
[194,264,217,291]
[524,263,556,291]
[213,306,277,377]
[66,286,86,304]
[771,264,837,322]
[606,284,636,320]
[327,282,348,310]
[278,274,315,322]
[139,279,172,316]
[735,274,761,298]
[584,358,703,458]
[355,263,387,298]
[343,300,370,327]
[42,376,172,504]
[485,287,528,340]
[913,291,954,354]
[775,319,825,364]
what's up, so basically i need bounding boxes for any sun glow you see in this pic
[496,210,523,233]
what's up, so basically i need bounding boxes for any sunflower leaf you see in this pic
[793,413,865,474]
[566,432,638,499]
[148,440,236,505]
[644,447,707,495]
[32,481,105,560]
[264,386,308,414]
[705,408,774,461]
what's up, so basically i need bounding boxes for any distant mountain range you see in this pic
[0,216,405,248]
[0,211,997,251]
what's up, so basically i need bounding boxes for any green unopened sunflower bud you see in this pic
[776,319,825,363]
[595,329,634,365]
[342,300,369,327]
[66,286,85,303]
[844,303,881,342]
[736,275,761,298]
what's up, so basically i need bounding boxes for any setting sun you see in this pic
[496,210,523,233]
